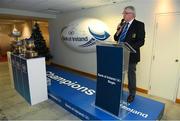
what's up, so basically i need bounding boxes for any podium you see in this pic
[95,42,135,117]
[7,52,48,105]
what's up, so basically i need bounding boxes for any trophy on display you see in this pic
[10,26,23,55]
[25,39,38,58]
[21,39,27,56]
[10,25,38,58]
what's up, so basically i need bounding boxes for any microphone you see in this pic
[117,19,125,30]
[120,19,125,26]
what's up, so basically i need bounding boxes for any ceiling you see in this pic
[0,0,128,15]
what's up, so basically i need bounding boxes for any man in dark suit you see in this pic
[114,6,145,103]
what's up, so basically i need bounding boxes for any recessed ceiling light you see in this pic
[45,8,61,14]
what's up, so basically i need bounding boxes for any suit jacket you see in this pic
[114,19,145,63]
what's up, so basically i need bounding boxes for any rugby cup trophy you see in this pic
[25,39,38,58]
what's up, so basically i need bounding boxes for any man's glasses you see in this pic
[122,12,133,15]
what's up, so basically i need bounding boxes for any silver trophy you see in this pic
[25,39,38,58]
[10,27,23,55]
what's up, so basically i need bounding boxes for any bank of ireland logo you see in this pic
[79,27,110,47]
[61,18,111,52]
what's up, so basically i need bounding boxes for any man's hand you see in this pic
[116,23,122,36]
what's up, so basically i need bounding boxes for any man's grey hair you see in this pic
[124,6,136,17]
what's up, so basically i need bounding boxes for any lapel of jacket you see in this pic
[126,19,136,36]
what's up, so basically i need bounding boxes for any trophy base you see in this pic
[26,51,38,58]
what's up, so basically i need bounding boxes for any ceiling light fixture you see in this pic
[46,8,61,14]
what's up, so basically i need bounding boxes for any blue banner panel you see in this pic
[16,56,24,96]
[11,54,31,104]
[21,59,31,103]
[96,45,123,116]
[47,66,165,120]
[11,55,19,92]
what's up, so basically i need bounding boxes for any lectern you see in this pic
[95,42,136,117]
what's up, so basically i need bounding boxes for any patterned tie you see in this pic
[119,22,129,42]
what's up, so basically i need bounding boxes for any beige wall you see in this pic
[0,24,12,55]
[39,24,50,47]
[21,21,32,39]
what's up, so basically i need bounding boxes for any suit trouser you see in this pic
[128,63,137,96]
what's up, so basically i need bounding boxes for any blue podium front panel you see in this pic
[96,45,124,116]
[47,66,165,120]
